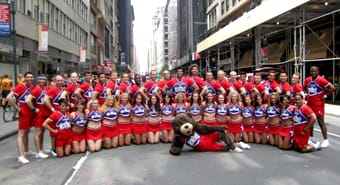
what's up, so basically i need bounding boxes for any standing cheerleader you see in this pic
[147,95,161,144]
[101,96,119,149]
[117,93,132,146]
[189,92,203,123]
[148,95,161,144]
[173,93,188,115]
[131,93,147,144]
[278,95,294,149]
[227,91,249,149]
[242,95,254,143]
[161,94,174,143]
[216,94,228,127]
[70,99,87,154]
[267,93,281,146]
[201,92,216,126]
[85,99,103,152]
[254,94,268,144]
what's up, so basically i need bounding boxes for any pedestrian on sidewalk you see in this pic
[304,66,335,148]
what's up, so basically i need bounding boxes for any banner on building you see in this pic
[38,24,48,52]
[0,3,11,36]
[80,47,86,62]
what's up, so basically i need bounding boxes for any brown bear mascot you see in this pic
[169,113,243,155]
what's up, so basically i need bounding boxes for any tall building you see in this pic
[169,0,207,74]
[118,0,134,73]
[0,0,90,78]
[197,0,340,102]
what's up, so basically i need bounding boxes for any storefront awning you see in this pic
[197,0,310,53]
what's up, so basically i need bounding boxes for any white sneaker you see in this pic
[320,140,330,148]
[239,142,251,150]
[43,149,51,154]
[24,151,36,157]
[312,141,321,150]
[308,137,317,144]
[230,147,243,153]
[18,156,30,164]
[35,151,49,159]
[50,150,57,157]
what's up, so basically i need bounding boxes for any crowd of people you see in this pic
[2,64,335,164]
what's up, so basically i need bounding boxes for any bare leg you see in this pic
[56,147,64,157]
[317,116,327,140]
[23,129,30,152]
[148,132,155,144]
[141,134,147,144]
[254,132,261,144]
[104,137,112,148]
[16,129,26,157]
[87,140,96,152]
[72,141,80,154]
[169,130,174,143]
[34,128,43,153]
[118,134,124,146]
[79,140,86,152]
[134,134,141,145]
[162,130,169,143]
[112,137,118,148]
[64,145,72,156]
[95,139,102,151]
[261,133,267,144]
[154,132,160,144]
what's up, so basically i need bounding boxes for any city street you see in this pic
[0,115,340,185]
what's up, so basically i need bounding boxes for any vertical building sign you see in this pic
[38,24,49,52]
[80,47,86,62]
[0,3,10,36]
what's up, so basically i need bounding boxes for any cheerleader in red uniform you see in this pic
[85,99,103,152]
[189,92,203,123]
[101,96,119,148]
[161,94,174,143]
[70,99,87,153]
[278,95,294,150]
[254,94,268,144]
[117,93,132,146]
[216,94,228,127]
[226,91,243,143]
[201,92,216,126]
[266,93,281,146]
[147,95,161,144]
[131,93,147,145]
[242,95,254,143]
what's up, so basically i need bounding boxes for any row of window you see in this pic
[16,0,88,47]
[63,0,88,21]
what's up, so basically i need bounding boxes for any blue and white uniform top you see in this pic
[161,105,173,116]
[88,111,101,123]
[72,112,86,127]
[133,105,146,117]
[103,108,118,121]
[228,103,242,116]
[254,105,266,118]
[190,104,201,116]
[267,106,280,118]
[242,107,254,118]
[203,103,216,114]
[148,107,159,118]
[185,132,201,148]
[216,104,228,116]
[172,79,188,95]
[56,113,71,130]
[118,105,131,118]
[281,106,294,121]
[175,104,187,114]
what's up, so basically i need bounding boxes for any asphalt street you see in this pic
[0,115,339,185]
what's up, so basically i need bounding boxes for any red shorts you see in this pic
[254,123,267,133]
[308,104,325,117]
[268,125,280,135]
[56,131,72,147]
[34,115,48,128]
[243,124,254,133]
[147,123,161,132]
[18,111,34,130]
[226,122,242,133]
[86,128,103,141]
[160,121,173,131]
[102,124,119,138]
[293,124,312,149]
[195,132,224,152]
[72,131,86,141]
[132,122,147,134]
[117,122,132,134]
[279,126,293,137]
[216,120,227,126]
[201,120,217,126]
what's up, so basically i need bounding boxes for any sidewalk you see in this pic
[0,104,339,141]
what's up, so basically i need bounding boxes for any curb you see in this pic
[326,113,340,118]
[0,130,18,142]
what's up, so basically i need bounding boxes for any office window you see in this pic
[221,1,225,15]
[90,10,96,27]
[50,4,54,29]
[90,34,97,54]
[26,0,33,17]
[33,0,38,21]
[17,0,26,13]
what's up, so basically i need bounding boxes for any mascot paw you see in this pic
[239,141,251,150]
[218,125,227,131]
[229,147,243,153]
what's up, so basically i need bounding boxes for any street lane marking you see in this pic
[315,128,340,138]
[64,151,89,185]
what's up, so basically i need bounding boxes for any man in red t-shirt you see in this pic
[26,76,49,159]
[253,73,269,101]
[158,70,171,95]
[61,72,79,109]
[6,72,34,164]
[166,67,195,99]
[92,73,108,106]
[229,71,246,96]
[217,70,232,97]
[239,72,258,97]
[204,71,225,98]
[187,64,207,97]
[279,72,292,97]
[140,70,162,101]
[116,73,139,99]
[263,71,281,96]
[304,66,335,148]
[107,71,120,97]
[75,71,93,103]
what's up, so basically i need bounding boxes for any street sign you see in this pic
[0,3,11,36]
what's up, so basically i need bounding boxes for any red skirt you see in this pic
[201,120,217,126]
[132,122,147,134]
[72,131,86,141]
[279,126,293,137]
[147,122,161,132]
[268,124,280,135]
[102,124,119,138]
[160,121,173,131]
[254,123,267,133]
[117,122,132,134]
[226,121,242,133]
[86,128,103,141]
[56,130,73,147]
[243,124,254,133]
[293,124,311,149]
